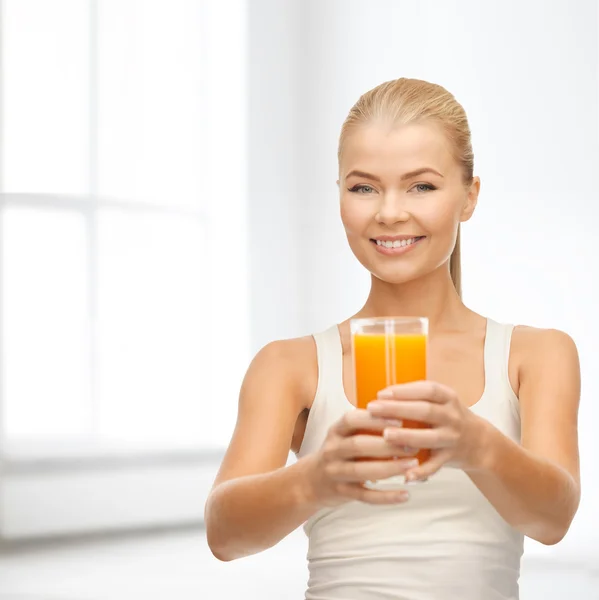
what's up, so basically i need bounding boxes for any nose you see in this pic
[375,192,410,226]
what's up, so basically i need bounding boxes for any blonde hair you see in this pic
[338,78,474,297]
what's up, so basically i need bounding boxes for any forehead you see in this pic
[341,121,456,177]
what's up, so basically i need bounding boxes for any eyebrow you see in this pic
[345,167,444,181]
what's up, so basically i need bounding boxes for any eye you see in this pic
[348,184,376,194]
[412,183,436,193]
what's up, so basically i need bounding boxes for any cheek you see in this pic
[419,198,460,235]
[340,198,372,235]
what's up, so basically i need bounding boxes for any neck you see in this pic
[356,265,466,331]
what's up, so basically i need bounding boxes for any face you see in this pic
[338,121,480,285]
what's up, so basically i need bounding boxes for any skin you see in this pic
[205,121,581,562]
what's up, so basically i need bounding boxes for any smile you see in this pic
[370,236,426,255]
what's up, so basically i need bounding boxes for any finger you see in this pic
[336,482,410,505]
[334,409,403,437]
[333,457,420,482]
[336,434,417,459]
[404,450,450,483]
[382,426,453,449]
[377,381,455,404]
[367,400,445,425]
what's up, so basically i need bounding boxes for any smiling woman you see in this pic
[204,77,581,600]
[339,99,476,299]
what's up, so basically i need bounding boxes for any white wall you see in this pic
[247,0,307,350]
[248,0,599,564]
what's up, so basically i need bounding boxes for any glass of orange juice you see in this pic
[350,316,430,489]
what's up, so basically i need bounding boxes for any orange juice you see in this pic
[353,331,431,464]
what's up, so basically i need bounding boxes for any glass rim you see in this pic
[350,316,428,333]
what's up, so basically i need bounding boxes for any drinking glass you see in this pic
[351,316,430,489]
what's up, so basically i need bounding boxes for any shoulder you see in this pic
[249,335,317,372]
[511,325,578,359]
[511,325,580,387]
[243,334,318,411]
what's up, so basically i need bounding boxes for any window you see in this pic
[0,0,248,457]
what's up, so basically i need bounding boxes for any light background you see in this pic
[0,0,597,597]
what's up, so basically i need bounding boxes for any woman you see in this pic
[204,78,581,599]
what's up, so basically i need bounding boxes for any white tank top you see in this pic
[296,318,524,600]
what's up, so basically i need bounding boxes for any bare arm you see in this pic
[205,458,323,561]
[204,339,318,561]
[467,328,581,544]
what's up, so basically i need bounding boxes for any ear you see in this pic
[336,179,340,187]
[460,176,480,223]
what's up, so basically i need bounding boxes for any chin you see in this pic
[356,257,421,285]
[372,270,421,286]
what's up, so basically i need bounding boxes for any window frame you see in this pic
[0,0,248,539]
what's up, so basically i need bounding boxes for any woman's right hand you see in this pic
[303,408,419,508]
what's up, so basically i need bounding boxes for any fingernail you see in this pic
[384,419,403,427]
[394,491,409,501]
[368,402,390,414]
[402,459,419,468]
[404,471,428,485]
[377,390,394,399]
[383,428,400,440]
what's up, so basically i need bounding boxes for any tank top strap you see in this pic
[312,325,345,402]
[482,318,520,419]
[297,326,349,458]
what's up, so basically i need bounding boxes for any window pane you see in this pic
[1,0,90,194]
[96,210,207,446]
[96,0,203,208]
[2,208,90,440]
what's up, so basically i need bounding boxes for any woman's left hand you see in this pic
[367,381,488,482]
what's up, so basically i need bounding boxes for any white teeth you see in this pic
[377,237,419,249]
